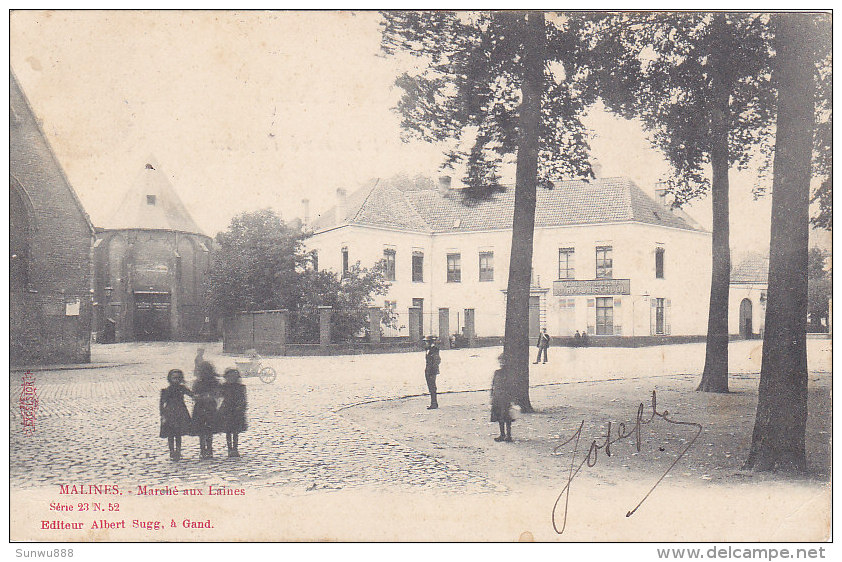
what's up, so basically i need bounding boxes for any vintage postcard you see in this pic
[8,9,832,548]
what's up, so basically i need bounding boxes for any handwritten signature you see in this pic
[551,390,702,534]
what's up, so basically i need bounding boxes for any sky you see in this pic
[9,10,829,254]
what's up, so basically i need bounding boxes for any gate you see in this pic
[133,291,171,340]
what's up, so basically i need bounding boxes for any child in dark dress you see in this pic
[490,354,513,442]
[159,369,193,461]
[192,361,221,460]
[219,368,248,458]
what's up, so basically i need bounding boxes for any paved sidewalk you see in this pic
[11,362,134,373]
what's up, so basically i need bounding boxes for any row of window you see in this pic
[374,296,671,337]
[342,248,496,283]
[571,296,671,335]
[558,246,665,280]
[326,245,665,283]
[446,252,494,283]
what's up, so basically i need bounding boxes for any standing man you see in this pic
[424,336,441,409]
[534,327,550,364]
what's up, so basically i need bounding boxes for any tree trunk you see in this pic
[697,14,732,394]
[743,13,815,473]
[503,11,545,412]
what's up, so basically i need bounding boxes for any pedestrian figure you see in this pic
[574,330,582,347]
[491,354,513,442]
[159,369,194,461]
[192,361,221,460]
[534,327,550,364]
[194,347,206,376]
[581,330,589,347]
[423,335,441,409]
[218,368,248,458]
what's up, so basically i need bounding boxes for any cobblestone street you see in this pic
[10,339,832,541]
[11,339,832,494]
[11,343,508,495]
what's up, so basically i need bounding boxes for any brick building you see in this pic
[93,160,213,342]
[10,71,95,365]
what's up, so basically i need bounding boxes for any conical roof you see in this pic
[103,158,206,236]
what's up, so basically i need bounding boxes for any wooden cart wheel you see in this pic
[259,366,277,384]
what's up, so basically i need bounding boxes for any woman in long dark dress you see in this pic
[159,369,193,461]
[192,361,221,459]
[490,354,513,442]
[218,368,248,458]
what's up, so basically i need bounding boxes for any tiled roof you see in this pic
[731,252,769,284]
[102,158,206,236]
[310,175,705,234]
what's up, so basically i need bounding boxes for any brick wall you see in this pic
[10,73,94,365]
[93,229,213,341]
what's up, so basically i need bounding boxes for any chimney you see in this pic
[335,188,347,222]
[590,159,603,178]
[438,175,452,194]
[301,198,310,229]
[654,180,671,207]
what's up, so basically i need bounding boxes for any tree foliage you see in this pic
[293,263,392,343]
[209,209,306,317]
[381,11,599,410]
[208,209,390,342]
[811,48,832,231]
[807,247,831,332]
[382,11,595,194]
[594,12,775,201]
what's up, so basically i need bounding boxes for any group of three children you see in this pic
[159,350,248,461]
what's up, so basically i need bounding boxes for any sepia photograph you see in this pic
[8,8,833,549]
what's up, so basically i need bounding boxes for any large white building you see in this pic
[304,175,763,344]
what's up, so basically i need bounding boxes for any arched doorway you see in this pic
[739,298,753,339]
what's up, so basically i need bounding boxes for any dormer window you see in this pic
[146,195,156,206]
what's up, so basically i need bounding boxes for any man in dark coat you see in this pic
[423,336,441,409]
[534,327,551,364]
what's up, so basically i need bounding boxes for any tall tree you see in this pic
[209,209,307,317]
[594,13,775,393]
[381,11,594,410]
[743,13,824,473]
